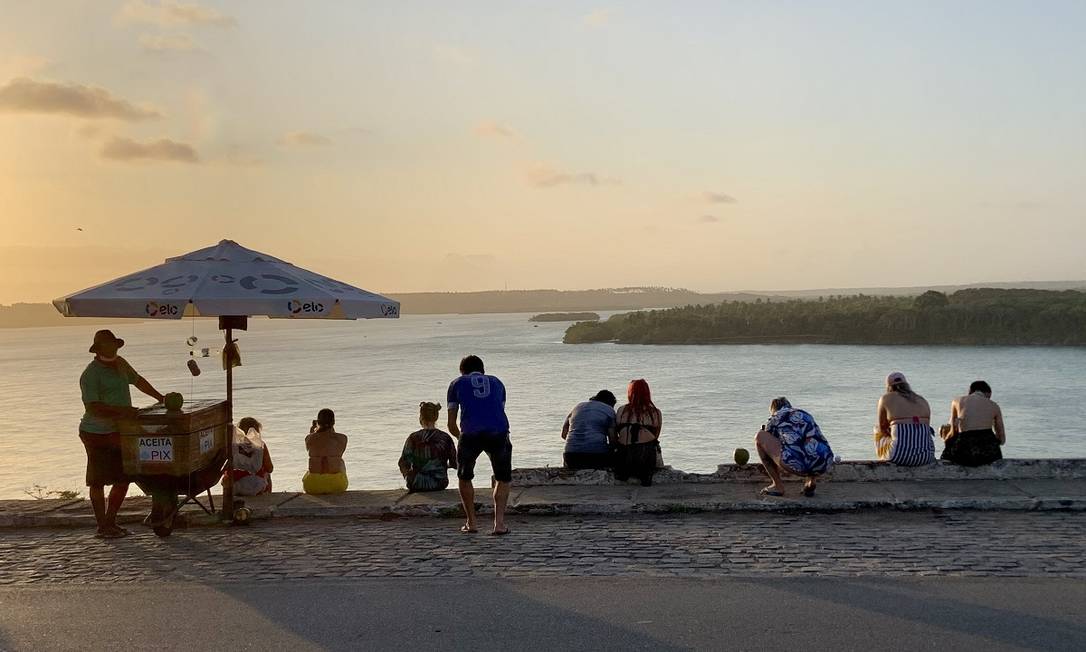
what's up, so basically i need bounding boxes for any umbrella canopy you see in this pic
[53,239,399,320]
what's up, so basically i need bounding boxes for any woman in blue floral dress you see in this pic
[754,397,835,497]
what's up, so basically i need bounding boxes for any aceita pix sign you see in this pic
[138,437,174,463]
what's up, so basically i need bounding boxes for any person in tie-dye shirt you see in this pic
[398,402,457,492]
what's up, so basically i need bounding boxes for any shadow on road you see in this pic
[772,577,1086,652]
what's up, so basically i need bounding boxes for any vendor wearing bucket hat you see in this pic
[79,330,165,539]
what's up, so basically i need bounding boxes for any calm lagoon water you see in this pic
[1,313,1085,499]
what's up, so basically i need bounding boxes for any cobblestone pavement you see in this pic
[1,511,1084,585]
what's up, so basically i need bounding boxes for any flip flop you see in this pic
[460,525,478,534]
[802,484,817,498]
[94,528,127,539]
[759,487,784,497]
[489,528,510,537]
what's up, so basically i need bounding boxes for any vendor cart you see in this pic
[54,240,400,523]
[119,399,230,536]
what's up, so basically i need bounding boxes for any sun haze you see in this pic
[1,1,1084,303]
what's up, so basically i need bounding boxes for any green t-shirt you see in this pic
[79,357,139,434]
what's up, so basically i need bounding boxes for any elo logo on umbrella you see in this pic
[145,302,180,317]
[240,274,299,295]
[288,299,325,314]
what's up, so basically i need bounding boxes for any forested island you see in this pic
[563,289,1086,346]
[529,312,600,322]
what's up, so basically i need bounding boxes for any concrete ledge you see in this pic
[3,477,1085,529]
[510,458,1086,486]
[3,459,1084,529]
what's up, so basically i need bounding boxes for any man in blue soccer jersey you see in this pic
[447,355,511,535]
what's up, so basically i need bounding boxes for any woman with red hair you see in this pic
[613,379,663,486]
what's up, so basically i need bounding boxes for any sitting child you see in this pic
[398,402,457,492]
[226,416,274,496]
[302,408,348,495]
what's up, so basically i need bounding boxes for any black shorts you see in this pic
[457,431,513,483]
[79,431,128,487]
[941,429,1003,467]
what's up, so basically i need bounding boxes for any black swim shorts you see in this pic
[457,431,513,483]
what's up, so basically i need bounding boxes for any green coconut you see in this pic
[733,448,750,465]
[164,392,184,412]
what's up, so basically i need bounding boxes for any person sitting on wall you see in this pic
[942,380,1006,466]
[613,380,663,486]
[399,402,457,492]
[225,417,274,496]
[303,409,348,495]
[874,372,936,466]
[561,390,617,470]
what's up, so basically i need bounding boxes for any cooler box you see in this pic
[120,399,230,477]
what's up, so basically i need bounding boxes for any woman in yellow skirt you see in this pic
[303,408,349,494]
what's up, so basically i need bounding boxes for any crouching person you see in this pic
[755,397,834,498]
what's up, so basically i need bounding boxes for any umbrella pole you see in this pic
[222,325,235,519]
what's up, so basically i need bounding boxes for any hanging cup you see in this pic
[187,359,202,376]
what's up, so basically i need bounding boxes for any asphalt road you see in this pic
[1,577,1084,651]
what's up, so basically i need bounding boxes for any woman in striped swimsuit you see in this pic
[875,372,936,466]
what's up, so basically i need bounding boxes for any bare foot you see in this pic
[94,526,128,539]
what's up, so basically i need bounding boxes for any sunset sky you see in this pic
[1,1,1084,303]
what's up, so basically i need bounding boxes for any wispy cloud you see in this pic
[703,191,737,204]
[100,136,199,163]
[697,215,721,224]
[139,33,203,53]
[526,164,620,188]
[582,9,615,28]
[0,78,161,121]
[473,120,516,139]
[116,1,237,28]
[279,131,331,147]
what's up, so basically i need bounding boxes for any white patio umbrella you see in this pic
[54,239,400,514]
[54,239,400,320]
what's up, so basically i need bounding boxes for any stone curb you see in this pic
[512,459,1086,486]
[4,493,1084,529]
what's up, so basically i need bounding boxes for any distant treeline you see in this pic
[529,312,601,322]
[7,283,1086,327]
[563,289,1086,346]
